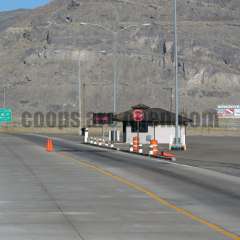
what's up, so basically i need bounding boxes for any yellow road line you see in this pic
[60,153,240,240]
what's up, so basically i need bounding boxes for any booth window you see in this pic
[131,122,148,133]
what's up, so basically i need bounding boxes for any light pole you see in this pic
[77,49,109,135]
[78,52,82,135]
[3,87,6,108]
[113,32,117,113]
[80,22,151,141]
[173,0,181,148]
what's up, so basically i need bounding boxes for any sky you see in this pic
[0,0,49,12]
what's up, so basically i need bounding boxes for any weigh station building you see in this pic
[114,104,191,145]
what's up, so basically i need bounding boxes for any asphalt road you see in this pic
[178,136,240,176]
[39,134,240,176]
[1,133,240,240]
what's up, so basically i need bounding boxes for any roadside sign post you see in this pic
[153,122,156,140]
[93,112,114,141]
[137,121,140,140]
[0,108,12,125]
[133,109,144,140]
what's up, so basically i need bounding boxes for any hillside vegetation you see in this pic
[0,0,240,114]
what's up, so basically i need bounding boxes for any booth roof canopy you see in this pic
[114,104,191,125]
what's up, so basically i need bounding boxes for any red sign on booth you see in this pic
[133,109,144,122]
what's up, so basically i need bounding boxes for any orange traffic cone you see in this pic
[149,139,159,157]
[46,139,54,152]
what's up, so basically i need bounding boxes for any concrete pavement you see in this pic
[0,133,239,239]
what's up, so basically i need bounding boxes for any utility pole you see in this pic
[113,32,118,141]
[79,22,151,141]
[113,32,118,114]
[82,82,86,128]
[78,53,82,135]
[170,88,173,113]
[3,87,6,108]
[173,0,181,148]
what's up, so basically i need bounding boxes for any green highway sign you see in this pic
[0,108,12,123]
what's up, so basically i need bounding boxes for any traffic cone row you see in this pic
[89,137,94,144]
[98,138,103,146]
[79,133,176,161]
[88,136,115,149]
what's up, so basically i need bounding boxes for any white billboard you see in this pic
[217,105,240,119]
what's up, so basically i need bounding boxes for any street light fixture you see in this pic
[141,23,151,27]
[78,49,107,135]
[78,51,82,135]
[79,21,151,141]
[79,21,151,114]
[79,1,182,147]
[173,0,181,149]
[3,87,6,108]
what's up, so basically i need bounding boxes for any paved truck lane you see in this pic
[1,133,240,240]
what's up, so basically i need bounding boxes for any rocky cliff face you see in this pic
[0,0,240,116]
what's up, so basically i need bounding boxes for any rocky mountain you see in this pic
[0,0,240,118]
